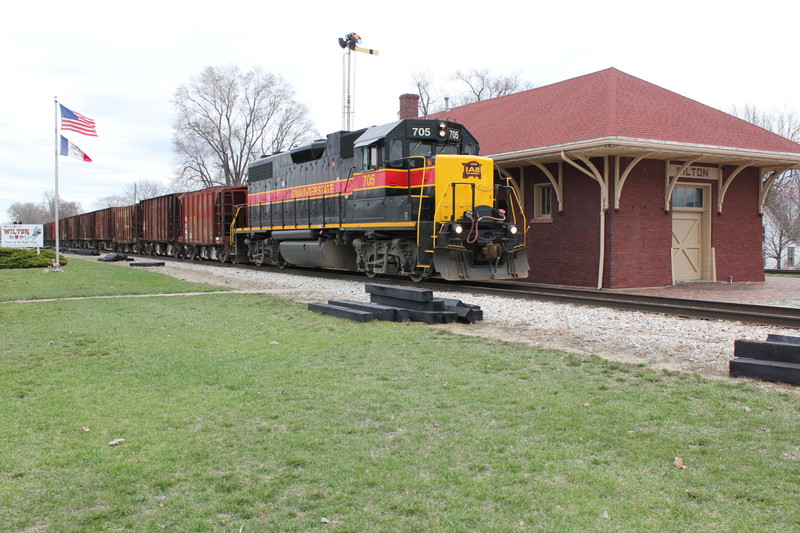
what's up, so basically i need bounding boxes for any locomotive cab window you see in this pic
[361,143,381,170]
[435,143,459,155]
[409,140,432,158]
[387,139,404,168]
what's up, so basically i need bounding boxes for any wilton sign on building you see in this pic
[1,225,44,248]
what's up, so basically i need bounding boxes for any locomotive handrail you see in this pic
[411,156,429,248]
[450,181,476,221]
[339,167,356,224]
[505,179,528,246]
[229,204,246,245]
[495,170,528,245]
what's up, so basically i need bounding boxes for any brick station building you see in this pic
[407,67,800,288]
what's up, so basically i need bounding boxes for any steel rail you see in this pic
[423,279,800,328]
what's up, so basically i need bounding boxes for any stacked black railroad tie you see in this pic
[308,283,483,325]
[729,334,800,386]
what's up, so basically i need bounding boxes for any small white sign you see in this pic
[1,224,44,248]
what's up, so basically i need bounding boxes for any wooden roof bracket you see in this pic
[759,165,794,214]
[531,161,564,212]
[614,153,653,210]
[717,163,753,214]
[561,151,609,210]
[664,157,703,211]
[562,152,609,290]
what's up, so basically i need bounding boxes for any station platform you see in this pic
[615,276,800,306]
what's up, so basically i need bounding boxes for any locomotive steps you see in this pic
[309,283,483,325]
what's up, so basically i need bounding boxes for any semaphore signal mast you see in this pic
[339,32,378,131]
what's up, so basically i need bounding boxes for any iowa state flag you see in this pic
[60,135,92,162]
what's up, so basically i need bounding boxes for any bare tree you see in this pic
[409,68,534,115]
[7,202,48,224]
[94,180,187,209]
[413,69,441,117]
[92,195,130,209]
[8,194,81,223]
[731,105,800,268]
[730,104,800,142]
[43,191,82,220]
[450,69,534,106]
[172,65,316,189]
[763,179,800,268]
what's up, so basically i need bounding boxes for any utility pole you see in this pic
[338,32,378,131]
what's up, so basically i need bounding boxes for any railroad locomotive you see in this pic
[233,118,528,281]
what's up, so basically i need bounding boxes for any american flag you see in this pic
[60,104,97,136]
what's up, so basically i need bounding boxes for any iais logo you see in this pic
[461,161,482,180]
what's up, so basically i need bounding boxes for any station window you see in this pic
[671,186,704,208]
[534,184,552,219]
[788,247,796,267]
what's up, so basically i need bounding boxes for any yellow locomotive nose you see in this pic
[432,154,495,226]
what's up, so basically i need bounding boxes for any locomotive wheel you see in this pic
[364,255,377,278]
[254,254,265,267]
[276,255,289,269]
[219,248,230,263]
[409,269,429,282]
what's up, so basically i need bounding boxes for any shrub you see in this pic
[0,248,67,269]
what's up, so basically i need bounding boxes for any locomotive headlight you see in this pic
[453,223,464,235]
[508,224,518,235]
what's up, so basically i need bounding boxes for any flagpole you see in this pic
[54,96,60,269]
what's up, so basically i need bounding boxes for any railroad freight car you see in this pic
[233,118,528,281]
[44,221,55,246]
[93,208,113,250]
[59,215,80,248]
[112,204,140,252]
[177,186,247,262]
[140,193,180,256]
[77,211,95,247]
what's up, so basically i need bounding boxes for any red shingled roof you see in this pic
[433,67,800,157]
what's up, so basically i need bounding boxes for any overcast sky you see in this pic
[2,0,798,223]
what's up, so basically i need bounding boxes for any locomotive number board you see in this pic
[405,121,461,142]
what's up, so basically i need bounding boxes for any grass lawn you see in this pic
[1,261,799,531]
[0,256,225,301]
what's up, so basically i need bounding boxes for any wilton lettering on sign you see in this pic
[668,164,720,180]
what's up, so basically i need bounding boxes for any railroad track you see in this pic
[113,252,800,328]
[424,280,800,329]
[765,269,800,276]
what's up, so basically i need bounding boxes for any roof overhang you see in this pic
[490,136,800,171]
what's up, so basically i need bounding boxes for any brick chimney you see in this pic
[398,93,420,120]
